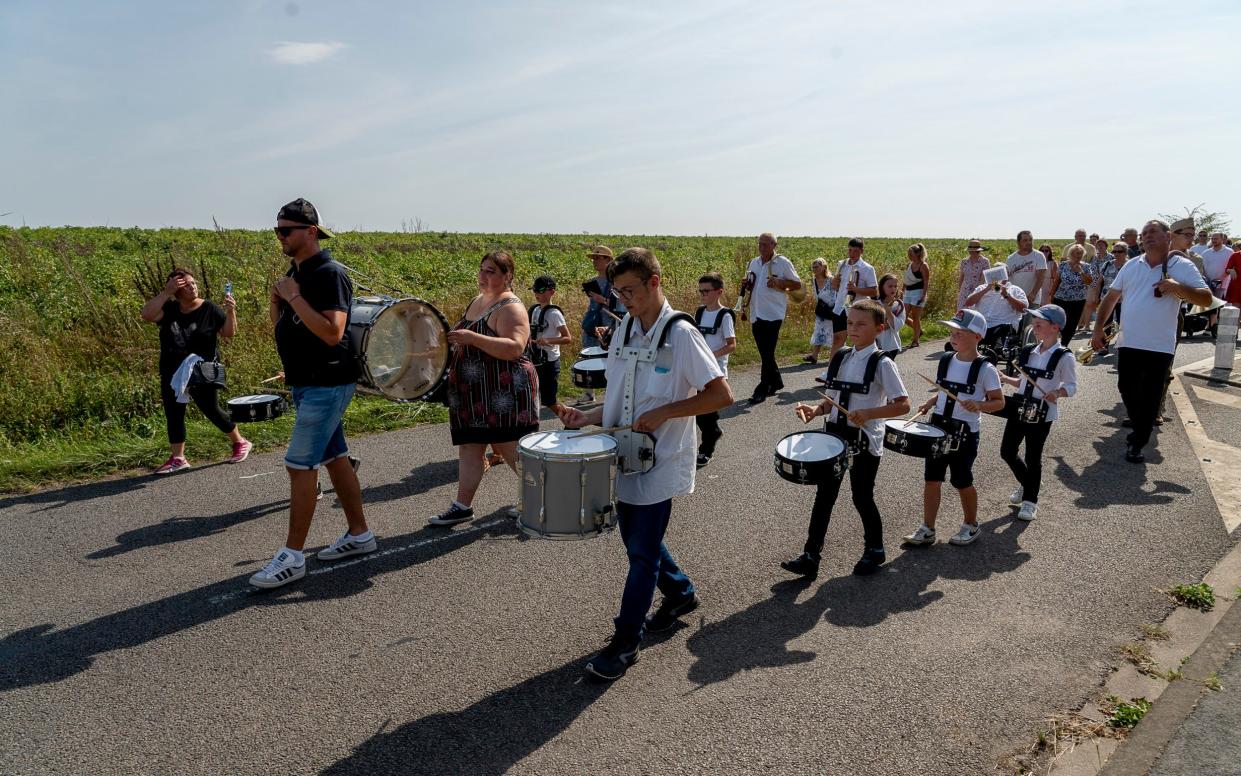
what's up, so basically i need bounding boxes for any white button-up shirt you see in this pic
[834,257,879,305]
[602,302,724,505]
[1016,341,1078,423]
[968,282,1028,328]
[1110,254,1208,354]
[932,355,1002,433]
[822,342,909,456]
[746,255,801,321]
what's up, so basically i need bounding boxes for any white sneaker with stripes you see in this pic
[317,532,377,561]
[249,549,306,589]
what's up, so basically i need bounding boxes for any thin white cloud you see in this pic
[267,41,345,66]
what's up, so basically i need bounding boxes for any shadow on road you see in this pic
[87,500,290,559]
[0,475,154,514]
[684,514,1030,689]
[356,459,461,506]
[1050,432,1185,510]
[0,516,516,692]
[320,655,609,776]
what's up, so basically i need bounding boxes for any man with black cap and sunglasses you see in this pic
[250,198,374,589]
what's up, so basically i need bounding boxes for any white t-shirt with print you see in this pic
[1110,254,1208,354]
[1005,251,1048,298]
[696,307,736,375]
[834,258,879,304]
[602,303,724,505]
[746,255,802,322]
[530,305,566,362]
[933,355,1002,433]
[822,343,908,456]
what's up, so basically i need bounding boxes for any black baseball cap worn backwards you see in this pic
[277,198,335,239]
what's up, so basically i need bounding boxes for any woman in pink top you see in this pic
[956,240,990,310]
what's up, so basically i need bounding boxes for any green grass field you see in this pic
[0,226,1013,492]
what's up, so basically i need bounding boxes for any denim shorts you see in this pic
[285,384,355,470]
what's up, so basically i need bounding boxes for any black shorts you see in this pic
[924,425,980,489]
[830,310,849,333]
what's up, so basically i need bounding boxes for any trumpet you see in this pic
[1077,322,1119,365]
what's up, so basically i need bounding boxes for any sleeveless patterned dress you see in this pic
[447,296,540,445]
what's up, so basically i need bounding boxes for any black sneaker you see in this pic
[1125,446,1145,464]
[852,548,886,576]
[696,453,711,469]
[780,552,820,579]
[646,593,700,633]
[429,503,474,526]
[749,392,767,404]
[584,636,641,681]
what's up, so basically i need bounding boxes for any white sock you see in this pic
[452,500,470,511]
[281,547,305,564]
[350,530,373,542]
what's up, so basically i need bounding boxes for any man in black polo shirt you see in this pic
[250,198,376,589]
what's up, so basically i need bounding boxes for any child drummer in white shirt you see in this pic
[694,272,737,468]
[903,309,1005,548]
[782,300,910,579]
[998,304,1077,521]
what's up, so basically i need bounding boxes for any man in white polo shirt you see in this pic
[1092,219,1211,463]
[1198,232,1234,298]
[744,232,802,403]
[964,264,1029,352]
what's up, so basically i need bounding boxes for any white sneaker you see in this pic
[1009,486,1024,507]
[317,531,377,561]
[1016,501,1038,521]
[948,524,980,546]
[249,549,306,589]
[902,525,936,546]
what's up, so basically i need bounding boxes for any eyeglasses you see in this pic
[697,288,717,295]
[611,281,648,300]
[274,225,312,238]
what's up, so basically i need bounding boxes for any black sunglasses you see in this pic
[274,225,312,237]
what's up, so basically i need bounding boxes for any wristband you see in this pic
[289,293,302,303]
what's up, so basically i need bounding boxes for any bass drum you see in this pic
[349,297,450,402]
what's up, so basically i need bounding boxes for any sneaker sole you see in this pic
[317,540,378,561]
[228,447,253,464]
[647,597,701,632]
[248,565,306,589]
[584,654,639,681]
[949,534,979,546]
[902,537,935,546]
[155,465,190,475]
[428,516,474,526]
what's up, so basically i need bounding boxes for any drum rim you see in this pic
[350,295,451,403]
[517,431,618,459]
[227,394,282,405]
[571,358,608,372]
[774,430,848,460]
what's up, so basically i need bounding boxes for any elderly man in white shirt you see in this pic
[964,266,1029,354]
[744,232,802,403]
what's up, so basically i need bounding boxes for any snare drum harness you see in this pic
[609,308,695,475]
[934,351,986,436]
[1017,344,1069,405]
[822,346,888,454]
[693,305,736,335]
[527,304,563,365]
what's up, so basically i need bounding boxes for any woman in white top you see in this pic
[876,273,906,359]
[804,257,836,364]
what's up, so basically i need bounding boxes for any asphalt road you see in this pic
[1,334,1233,776]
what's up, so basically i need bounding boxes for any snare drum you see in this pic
[578,346,608,359]
[883,420,950,458]
[349,297,450,402]
[1006,394,1049,424]
[773,431,848,484]
[227,394,288,423]
[516,431,617,540]
[571,358,608,389]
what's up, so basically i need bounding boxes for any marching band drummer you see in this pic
[997,305,1077,522]
[556,248,732,682]
[693,272,737,469]
[780,300,910,580]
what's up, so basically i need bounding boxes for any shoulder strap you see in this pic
[1045,345,1069,373]
[936,351,954,382]
[695,305,705,325]
[827,347,853,381]
[528,304,539,324]
[1019,344,1036,368]
[966,354,986,386]
[862,350,886,385]
[655,312,696,350]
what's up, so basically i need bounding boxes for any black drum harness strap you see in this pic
[526,304,562,365]
[935,351,985,437]
[1017,344,1069,402]
[694,305,736,336]
[822,346,887,458]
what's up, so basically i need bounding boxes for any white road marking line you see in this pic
[239,471,276,479]
[1187,384,1241,411]
[1168,375,1241,534]
[208,518,506,605]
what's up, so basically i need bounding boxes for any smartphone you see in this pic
[224,281,233,297]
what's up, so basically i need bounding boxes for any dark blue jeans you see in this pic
[614,499,695,641]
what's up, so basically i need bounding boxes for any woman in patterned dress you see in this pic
[429,251,540,526]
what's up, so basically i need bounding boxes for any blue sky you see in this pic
[3,0,1239,237]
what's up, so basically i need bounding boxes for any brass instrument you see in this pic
[735,270,755,321]
[1077,321,1119,365]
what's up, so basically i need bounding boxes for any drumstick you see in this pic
[917,372,960,402]
[815,390,851,417]
[260,374,284,384]
[568,424,632,438]
[601,308,623,323]
[1013,364,1050,399]
[901,406,931,428]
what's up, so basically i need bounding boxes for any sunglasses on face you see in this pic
[274,225,312,238]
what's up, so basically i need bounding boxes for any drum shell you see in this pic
[349,296,450,402]
[578,346,609,359]
[517,437,617,540]
[227,395,288,423]
[571,359,608,389]
[773,431,848,485]
[882,421,950,458]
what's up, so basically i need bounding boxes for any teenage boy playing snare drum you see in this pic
[782,300,910,580]
[997,304,1077,522]
[903,309,1004,548]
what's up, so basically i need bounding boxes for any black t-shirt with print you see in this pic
[158,300,226,375]
[274,250,359,386]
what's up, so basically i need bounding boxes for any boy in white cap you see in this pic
[998,305,1077,521]
[904,309,1004,547]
